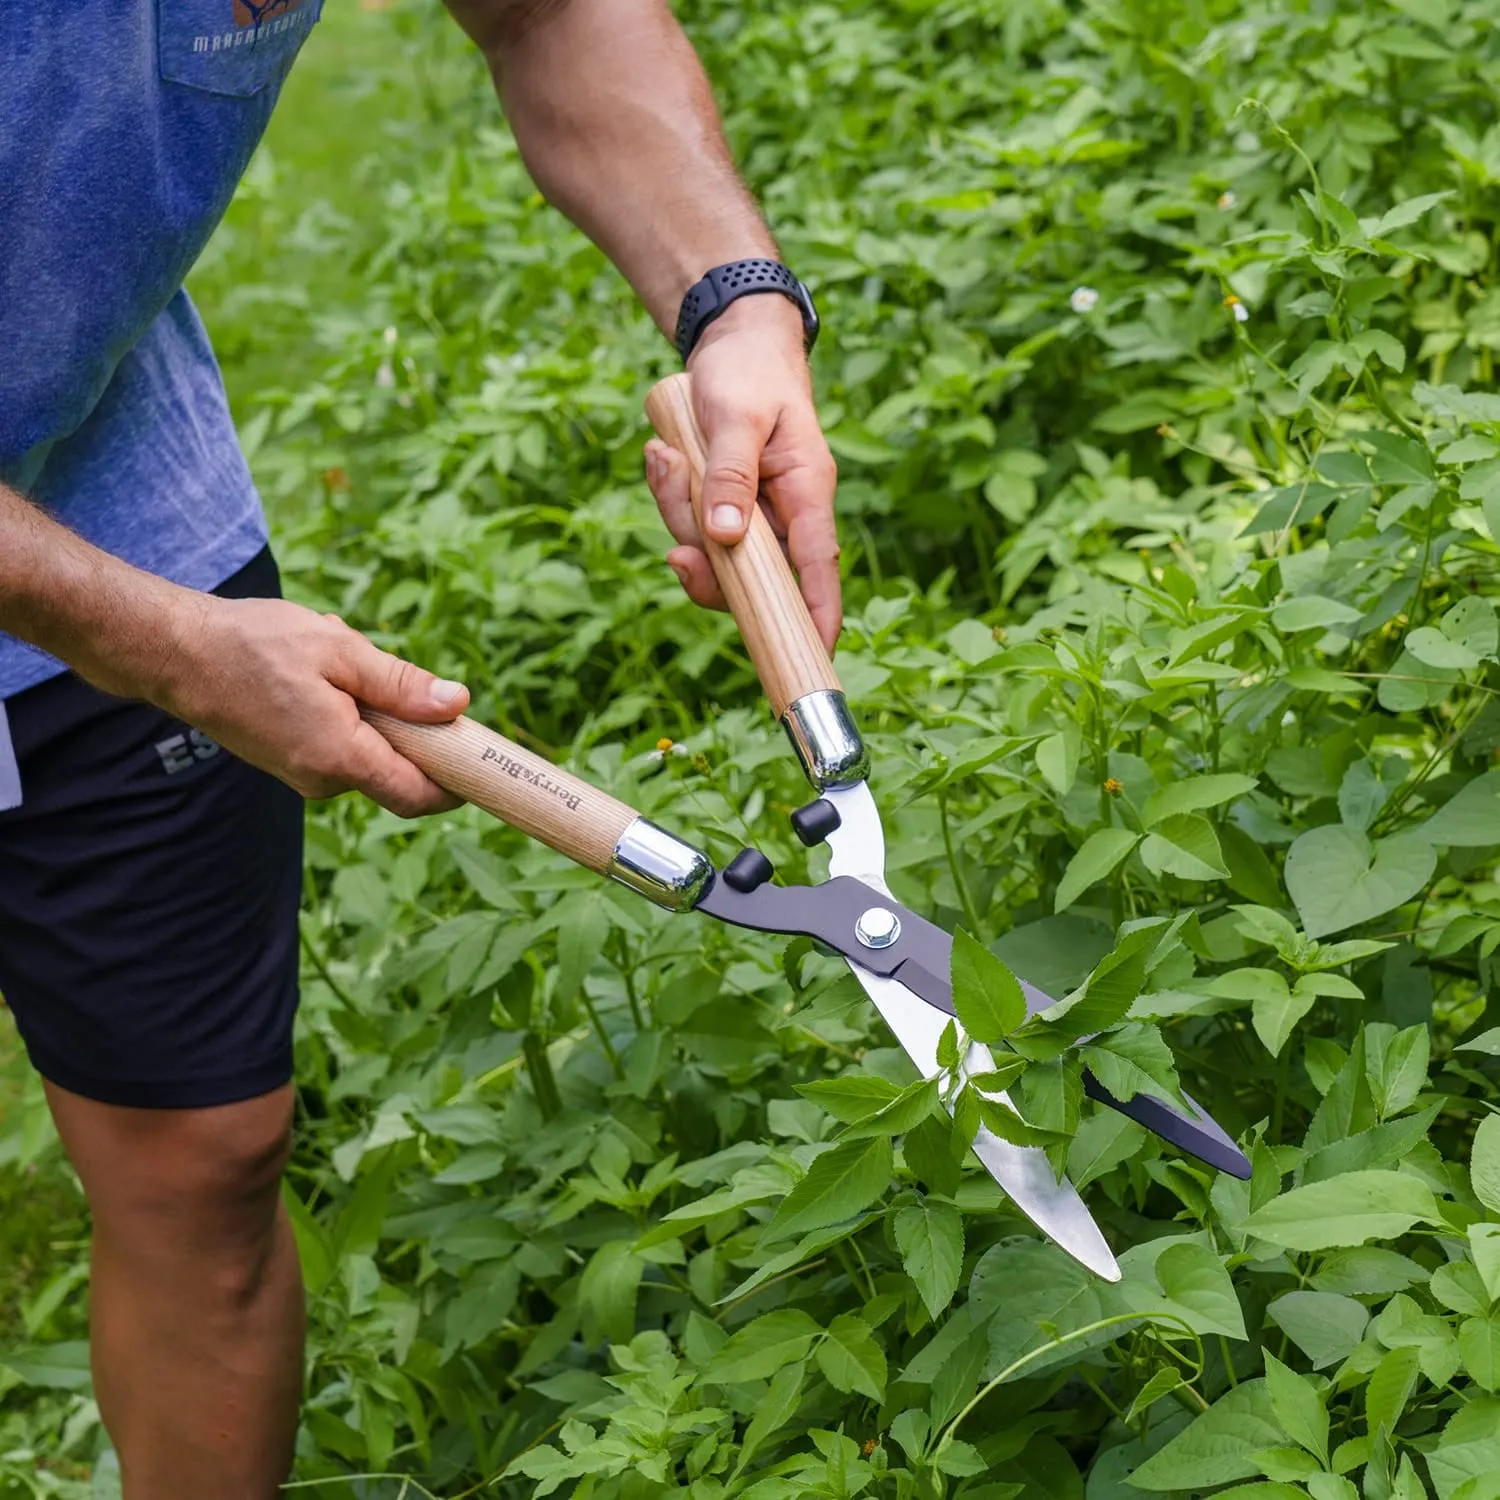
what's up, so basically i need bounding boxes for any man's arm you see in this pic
[0,482,468,816]
[444,0,842,650]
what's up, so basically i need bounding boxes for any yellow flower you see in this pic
[656,737,674,754]
[1104,777,1124,796]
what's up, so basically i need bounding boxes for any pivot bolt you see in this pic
[855,906,901,950]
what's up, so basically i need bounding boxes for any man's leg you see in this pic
[45,1082,304,1496]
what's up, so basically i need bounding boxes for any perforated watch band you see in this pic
[674,259,819,363]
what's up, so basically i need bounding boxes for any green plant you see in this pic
[6,0,1500,1495]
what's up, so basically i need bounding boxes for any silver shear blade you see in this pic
[821,785,1121,1282]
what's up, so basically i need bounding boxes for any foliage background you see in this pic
[4,0,1500,1495]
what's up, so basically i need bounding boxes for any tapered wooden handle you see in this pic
[646,373,840,719]
[364,711,636,873]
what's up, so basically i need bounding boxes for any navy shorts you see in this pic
[0,548,303,1109]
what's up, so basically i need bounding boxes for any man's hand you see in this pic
[159,595,470,819]
[644,298,842,652]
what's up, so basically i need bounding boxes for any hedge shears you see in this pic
[369,374,1250,1282]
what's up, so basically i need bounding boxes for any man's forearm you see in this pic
[0,482,192,701]
[447,0,791,335]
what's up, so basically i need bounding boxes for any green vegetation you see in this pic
[5,0,1500,1493]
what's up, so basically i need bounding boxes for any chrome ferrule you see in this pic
[781,689,870,790]
[606,817,714,911]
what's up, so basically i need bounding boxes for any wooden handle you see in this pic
[646,373,839,719]
[364,711,637,874]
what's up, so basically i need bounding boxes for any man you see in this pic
[0,0,839,1491]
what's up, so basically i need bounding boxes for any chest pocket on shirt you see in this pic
[157,0,323,98]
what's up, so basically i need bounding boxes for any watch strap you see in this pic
[674,259,816,362]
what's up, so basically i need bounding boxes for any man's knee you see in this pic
[48,1084,296,1284]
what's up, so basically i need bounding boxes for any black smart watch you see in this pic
[674,259,819,363]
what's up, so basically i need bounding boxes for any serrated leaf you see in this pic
[950,929,1026,1042]
[894,1199,964,1320]
[699,1309,823,1384]
[1080,1023,1182,1107]
[796,1075,902,1124]
[816,1313,887,1401]
[838,1076,941,1142]
[1243,1170,1441,1250]
[765,1137,893,1241]
[1055,828,1140,912]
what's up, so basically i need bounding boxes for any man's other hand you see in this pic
[163,596,469,818]
[643,297,842,653]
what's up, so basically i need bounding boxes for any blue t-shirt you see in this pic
[0,0,323,699]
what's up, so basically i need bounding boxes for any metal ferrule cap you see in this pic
[781,689,870,790]
[607,818,713,911]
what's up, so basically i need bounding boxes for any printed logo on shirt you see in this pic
[232,0,306,26]
[157,0,322,99]
[155,729,222,776]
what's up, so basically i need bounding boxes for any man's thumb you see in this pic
[343,637,469,723]
[700,419,764,543]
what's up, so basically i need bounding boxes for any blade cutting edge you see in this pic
[820,783,1120,1281]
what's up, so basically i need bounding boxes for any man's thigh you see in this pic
[0,549,304,1110]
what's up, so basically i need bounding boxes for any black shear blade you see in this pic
[890,949,1252,1182]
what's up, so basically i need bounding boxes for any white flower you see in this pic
[383,325,398,347]
[1217,191,1237,210]
[1070,286,1099,314]
[1232,301,1249,323]
[375,361,395,389]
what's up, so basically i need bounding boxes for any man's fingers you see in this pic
[327,627,469,724]
[699,411,770,544]
[665,545,726,612]
[645,440,702,548]
[343,720,462,819]
[785,509,843,653]
[766,420,842,651]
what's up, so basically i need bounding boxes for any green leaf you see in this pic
[1264,1350,1329,1465]
[1272,596,1365,634]
[1471,1225,1500,1302]
[894,1199,964,1320]
[1155,1241,1247,1341]
[1028,923,1160,1040]
[838,1076,941,1141]
[1366,1345,1422,1435]
[734,1360,805,1476]
[1128,1379,1281,1489]
[950,929,1027,1042]
[1243,1170,1442,1250]
[765,1137,893,1241]
[1140,813,1231,882]
[578,1241,645,1346]
[700,1309,823,1384]
[1472,1114,1500,1215]
[1055,828,1140,913]
[1283,827,1436,938]
[816,1313,887,1401]
[1080,1023,1183,1107]
[1419,772,1500,848]
[796,1074,902,1123]
[1142,773,1259,827]
[1267,1291,1370,1369]
[1461,1315,1500,1391]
